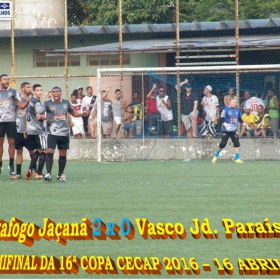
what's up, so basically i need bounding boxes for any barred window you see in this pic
[34,50,80,67]
[87,54,130,66]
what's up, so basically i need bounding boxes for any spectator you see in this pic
[245,92,265,116]
[70,93,85,139]
[239,106,255,138]
[82,86,97,137]
[176,79,198,138]
[76,86,84,104]
[200,85,219,138]
[146,84,159,135]
[128,91,143,137]
[224,87,236,107]
[266,88,279,137]
[254,105,272,138]
[240,90,251,113]
[123,106,134,138]
[102,88,126,139]
[156,87,173,138]
[90,90,113,139]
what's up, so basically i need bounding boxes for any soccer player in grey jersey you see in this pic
[37,86,87,182]
[0,74,30,175]
[25,84,47,180]
[11,82,32,179]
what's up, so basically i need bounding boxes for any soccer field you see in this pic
[1,160,280,278]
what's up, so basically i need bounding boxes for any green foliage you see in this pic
[67,0,280,26]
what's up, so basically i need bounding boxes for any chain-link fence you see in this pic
[1,0,280,161]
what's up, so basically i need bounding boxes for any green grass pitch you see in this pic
[0,160,280,278]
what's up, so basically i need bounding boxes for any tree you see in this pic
[67,0,280,26]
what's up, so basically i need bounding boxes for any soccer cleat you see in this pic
[235,159,244,164]
[57,174,66,182]
[11,174,22,180]
[34,172,44,179]
[25,169,32,180]
[212,156,218,163]
[44,173,52,182]
[9,165,15,175]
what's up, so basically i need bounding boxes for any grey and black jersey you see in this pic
[26,97,45,135]
[16,97,28,133]
[0,88,22,122]
[37,99,74,136]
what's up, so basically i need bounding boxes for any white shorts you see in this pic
[114,116,122,125]
[72,123,85,135]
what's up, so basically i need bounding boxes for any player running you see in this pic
[25,84,47,180]
[212,99,244,164]
[36,86,87,182]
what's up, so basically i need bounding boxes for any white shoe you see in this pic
[44,173,52,181]
[57,174,66,182]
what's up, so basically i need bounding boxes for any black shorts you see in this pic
[47,134,69,150]
[220,131,240,148]
[15,133,29,150]
[27,134,48,151]
[158,120,173,136]
[0,122,17,139]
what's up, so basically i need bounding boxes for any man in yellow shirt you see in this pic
[239,106,255,138]
[254,105,272,138]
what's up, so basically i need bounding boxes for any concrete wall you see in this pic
[2,138,278,162]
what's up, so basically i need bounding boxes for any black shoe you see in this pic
[9,165,15,175]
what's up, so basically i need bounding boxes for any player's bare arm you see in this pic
[175,79,188,91]
[147,84,157,99]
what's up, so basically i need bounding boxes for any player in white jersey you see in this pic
[70,93,84,138]
[200,85,220,137]
[245,94,265,116]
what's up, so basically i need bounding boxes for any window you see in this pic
[34,50,80,67]
[87,54,130,66]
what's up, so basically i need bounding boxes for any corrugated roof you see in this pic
[0,18,280,38]
[46,35,280,54]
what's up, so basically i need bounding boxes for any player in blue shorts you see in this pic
[212,99,244,164]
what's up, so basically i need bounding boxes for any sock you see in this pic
[9,158,14,166]
[16,164,21,176]
[214,150,220,157]
[58,156,67,176]
[235,153,240,160]
[37,152,46,175]
[0,161,3,168]
[46,153,54,174]
[29,151,40,170]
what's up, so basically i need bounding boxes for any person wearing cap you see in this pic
[175,79,198,138]
[224,86,237,107]
[239,105,255,138]
[76,86,85,104]
[200,85,219,138]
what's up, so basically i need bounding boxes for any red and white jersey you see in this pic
[245,97,265,115]
[71,101,82,112]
